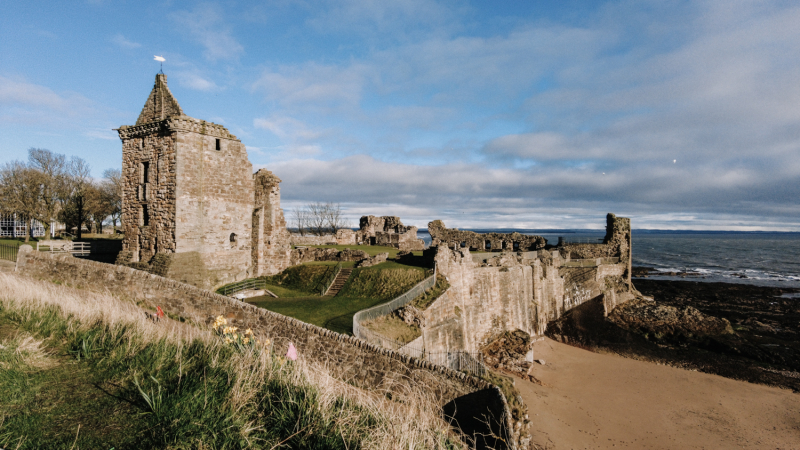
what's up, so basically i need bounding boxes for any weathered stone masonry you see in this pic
[428,220,547,252]
[117,74,291,289]
[420,214,633,355]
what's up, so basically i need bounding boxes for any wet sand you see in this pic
[521,338,800,449]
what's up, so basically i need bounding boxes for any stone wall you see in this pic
[118,74,256,290]
[290,229,356,246]
[422,245,630,354]
[428,220,547,252]
[252,169,292,277]
[356,216,424,251]
[118,121,178,263]
[558,213,631,283]
[288,247,369,266]
[14,248,515,449]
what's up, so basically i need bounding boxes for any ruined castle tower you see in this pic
[251,169,292,276]
[117,73,255,288]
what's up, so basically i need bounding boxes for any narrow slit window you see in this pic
[141,161,150,184]
[142,205,150,226]
[215,139,221,151]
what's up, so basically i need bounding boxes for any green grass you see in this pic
[0,273,466,449]
[249,262,430,335]
[249,295,387,335]
[411,274,451,310]
[0,301,389,449]
[0,238,28,247]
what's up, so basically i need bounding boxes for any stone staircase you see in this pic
[325,268,353,297]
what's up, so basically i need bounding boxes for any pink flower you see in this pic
[286,342,298,361]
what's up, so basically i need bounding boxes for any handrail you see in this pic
[351,263,489,376]
[320,262,342,295]
[353,265,435,339]
[219,278,268,297]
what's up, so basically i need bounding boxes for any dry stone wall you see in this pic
[13,249,515,448]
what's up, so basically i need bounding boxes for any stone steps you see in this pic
[325,268,353,297]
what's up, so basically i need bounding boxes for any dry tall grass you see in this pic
[0,272,464,449]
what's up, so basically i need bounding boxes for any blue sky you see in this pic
[2,0,799,230]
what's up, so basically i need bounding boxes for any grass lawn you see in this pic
[248,294,391,335]
[0,238,32,247]
[248,260,431,335]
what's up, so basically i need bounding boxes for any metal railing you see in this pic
[353,266,436,338]
[0,243,19,262]
[219,278,269,297]
[356,326,487,376]
[352,265,489,376]
[320,262,342,295]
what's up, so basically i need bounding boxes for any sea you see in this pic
[416,229,800,290]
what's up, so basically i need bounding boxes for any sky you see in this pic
[1,0,799,231]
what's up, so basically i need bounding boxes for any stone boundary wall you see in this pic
[290,229,357,246]
[14,248,515,449]
[290,234,339,245]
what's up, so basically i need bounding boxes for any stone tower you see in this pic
[117,73,255,289]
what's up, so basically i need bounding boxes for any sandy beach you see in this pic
[520,338,800,449]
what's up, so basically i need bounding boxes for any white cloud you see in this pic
[111,33,141,49]
[0,75,97,123]
[172,3,244,61]
[176,72,218,91]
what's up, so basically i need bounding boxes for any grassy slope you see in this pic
[0,274,462,450]
[250,262,429,335]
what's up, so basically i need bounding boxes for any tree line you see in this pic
[0,148,121,241]
[292,202,349,236]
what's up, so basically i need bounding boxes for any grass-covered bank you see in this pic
[0,273,463,449]
[247,262,430,335]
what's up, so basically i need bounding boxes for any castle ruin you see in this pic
[117,74,291,289]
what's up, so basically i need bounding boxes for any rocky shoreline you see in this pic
[546,269,800,392]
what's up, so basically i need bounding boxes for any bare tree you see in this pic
[306,202,328,236]
[27,148,67,238]
[324,202,347,234]
[102,168,122,233]
[84,181,117,234]
[0,161,44,242]
[292,207,309,236]
[302,202,348,236]
[57,156,91,239]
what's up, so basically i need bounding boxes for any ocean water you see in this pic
[417,230,800,288]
